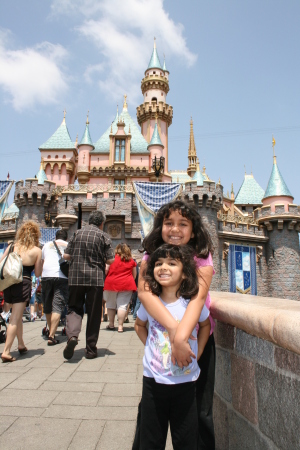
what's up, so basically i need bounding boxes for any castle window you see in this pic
[63,155,66,159]
[242,206,246,211]
[115,139,125,162]
[153,71,156,74]
[152,97,157,103]
[115,179,125,199]
[47,155,51,159]
[55,155,58,159]
[161,92,163,96]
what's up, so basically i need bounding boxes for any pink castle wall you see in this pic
[262,196,294,212]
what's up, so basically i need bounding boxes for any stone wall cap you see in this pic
[210,291,300,355]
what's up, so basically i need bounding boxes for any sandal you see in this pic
[18,347,28,355]
[1,355,16,363]
[118,328,124,333]
[105,325,115,331]
[48,337,59,346]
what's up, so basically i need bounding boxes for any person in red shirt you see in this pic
[104,244,137,333]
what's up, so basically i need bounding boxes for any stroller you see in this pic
[0,292,7,343]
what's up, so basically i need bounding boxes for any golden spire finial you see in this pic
[272,135,276,163]
[86,110,89,125]
[231,183,235,200]
[123,94,128,110]
[154,37,156,49]
[203,164,206,174]
[75,134,78,145]
[218,177,221,184]
[63,109,66,123]
[244,164,246,175]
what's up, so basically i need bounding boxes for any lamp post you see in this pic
[152,156,165,182]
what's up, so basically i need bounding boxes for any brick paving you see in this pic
[0,316,173,449]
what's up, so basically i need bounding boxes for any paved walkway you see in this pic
[0,316,173,449]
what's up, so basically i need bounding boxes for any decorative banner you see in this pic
[40,228,61,246]
[133,182,182,238]
[229,244,257,295]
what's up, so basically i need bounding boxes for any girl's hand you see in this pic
[171,338,196,368]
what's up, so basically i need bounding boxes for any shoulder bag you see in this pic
[0,244,23,290]
[53,240,69,278]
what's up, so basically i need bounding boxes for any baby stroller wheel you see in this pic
[0,330,6,343]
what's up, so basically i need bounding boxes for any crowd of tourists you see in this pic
[0,200,216,450]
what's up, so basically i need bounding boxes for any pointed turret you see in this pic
[78,112,94,149]
[39,111,74,149]
[261,139,293,212]
[35,159,48,185]
[148,121,164,148]
[147,38,162,70]
[263,157,293,200]
[187,117,197,178]
[163,56,169,73]
[191,159,205,186]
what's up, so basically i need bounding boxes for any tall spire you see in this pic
[263,148,293,200]
[147,37,163,70]
[187,117,197,178]
[79,114,94,148]
[123,94,128,111]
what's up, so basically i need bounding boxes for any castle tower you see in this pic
[77,113,94,184]
[187,118,197,178]
[39,111,77,186]
[136,39,173,174]
[255,139,300,300]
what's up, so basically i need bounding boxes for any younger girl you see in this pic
[135,244,211,450]
[133,199,215,450]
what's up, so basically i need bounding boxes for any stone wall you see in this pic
[211,291,300,450]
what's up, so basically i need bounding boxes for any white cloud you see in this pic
[0,31,69,111]
[51,0,197,105]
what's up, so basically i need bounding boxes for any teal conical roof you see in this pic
[192,169,205,186]
[235,174,264,205]
[79,120,94,148]
[147,41,162,70]
[263,157,293,200]
[39,118,75,149]
[148,123,164,148]
[36,163,48,185]
[93,104,149,154]
[163,58,168,72]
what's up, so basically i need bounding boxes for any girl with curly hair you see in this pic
[0,221,42,362]
[135,244,211,450]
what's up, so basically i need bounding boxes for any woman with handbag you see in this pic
[0,221,42,362]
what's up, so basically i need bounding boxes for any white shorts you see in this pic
[104,290,133,311]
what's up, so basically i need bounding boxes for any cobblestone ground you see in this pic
[0,316,173,449]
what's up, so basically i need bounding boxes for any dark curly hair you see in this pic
[142,200,213,258]
[143,244,199,300]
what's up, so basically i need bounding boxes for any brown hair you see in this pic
[15,220,41,250]
[115,243,132,262]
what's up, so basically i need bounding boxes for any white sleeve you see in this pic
[137,304,148,322]
[199,305,210,323]
[41,244,46,260]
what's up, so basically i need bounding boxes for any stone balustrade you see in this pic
[210,291,300,449]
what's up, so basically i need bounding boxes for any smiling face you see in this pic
[161,210,194,246]
[153,256,185,291]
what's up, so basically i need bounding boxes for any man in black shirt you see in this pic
[63,211,114,360]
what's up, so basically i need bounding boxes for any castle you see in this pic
[1,41,299,300]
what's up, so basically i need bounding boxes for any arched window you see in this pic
[115,139,125,162]
[152,97,157,103]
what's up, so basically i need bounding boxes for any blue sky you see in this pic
[1,0,300,202]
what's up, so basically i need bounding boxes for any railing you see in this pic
[52,183,135,196]
[218,213,259,226]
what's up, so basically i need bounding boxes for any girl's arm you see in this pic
[197,317,211,360]
[0,244,12,264]
[134,317,148,345]
[172,265,213,367]
[138,260,180,343]
[34,248,43,277]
